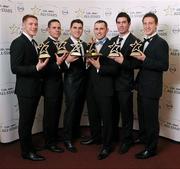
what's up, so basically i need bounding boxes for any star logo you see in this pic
[164,6,174,16]
[31,5,41,15]
[75,8,84,18]
[9,24,20,34]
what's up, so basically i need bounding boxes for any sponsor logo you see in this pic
[164,6,180,16]
[170,48,180,57]
[104,8,112,17]
[16,2,24,12]
[169,64,176,73]
[62,7,69,15]
[158,24,170,37]
[171,25,180,34]
[0,48,10,56]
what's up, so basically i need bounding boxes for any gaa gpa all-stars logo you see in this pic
[164,5,180,16]
[0,2,13,13]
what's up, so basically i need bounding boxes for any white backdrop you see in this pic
[0,0,180,143]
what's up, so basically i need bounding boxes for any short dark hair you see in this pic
[70,19,83,28]
[142,12,158,24]
[48,19,60,28]
[94,20,108,28]
[22,14,38,23]
[116,12,131,23]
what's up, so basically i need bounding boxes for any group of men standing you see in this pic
[10,11,169,161]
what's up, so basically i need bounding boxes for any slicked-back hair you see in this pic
[116,12,131,23]
[142,12,158,24]
[70,19,83,28]
[48,19,60,28]
[22,14,38,23]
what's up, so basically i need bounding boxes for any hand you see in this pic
[65,54,79,63]
[55,53,68,65]
[130,51,146,61]
[88,57,100,69]
[109,54,124,64]
[36,58,49,71]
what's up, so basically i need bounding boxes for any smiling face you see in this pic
[48,21,61,40]
[22,17,38,38]
[143,16,157,36]
[70,22,83,40]
[94,22,108,40]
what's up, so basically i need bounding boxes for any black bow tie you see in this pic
[143,37,153,43]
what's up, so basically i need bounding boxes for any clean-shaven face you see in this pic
[70,22,83,40]
[94,22,108,40]
[48,21,61,40]
[23,17,38,37]
[116,17,130,35]
[143,16,157,36]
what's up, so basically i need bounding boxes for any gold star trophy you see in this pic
[38,41,50,59]
[130,40,142,56]
[85,39,102,59]
[108,42,122,57]
[54,41,69,57]
[70,41,82,57]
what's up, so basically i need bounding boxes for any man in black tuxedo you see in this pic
[80,20,117,160]
[131,12,169,159]
[10,14,49,161]
[63,19,87,152]
[109,12,140,154]
[40,19,67,153]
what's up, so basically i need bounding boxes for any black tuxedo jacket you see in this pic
[110,33,140,91]
[40,37,64,97]
[10,34,42,97]
[64,37,87,75]
[87,39,117,96]
[135,34,169,98]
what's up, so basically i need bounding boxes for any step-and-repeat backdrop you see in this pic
[0,0,180,143]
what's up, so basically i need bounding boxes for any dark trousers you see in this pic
[63,75,86,141]
[113,91,134,143]
[87,88,113,147]
[43,95,62,145]
[17,95,40,154]
[137,94,159,150]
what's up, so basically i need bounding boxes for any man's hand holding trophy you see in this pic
[36,41,50,71]
[130,40,146,61]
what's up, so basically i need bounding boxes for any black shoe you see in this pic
[135,149,157,159]
[45,145,64,153]
[119,142,134,154]
[80,137,101,145]
[64,141,77,153]
[22,152,45,161]
[134,138,144,144]
[97,147,112,160]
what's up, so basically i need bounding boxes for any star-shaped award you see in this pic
[108,42,122,57]
[38,41,50,59]
[130,40,142,56]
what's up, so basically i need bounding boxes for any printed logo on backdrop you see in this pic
[75,7,101,19]
[0,1,13,13]
[169,64,177,74]
[84,27,91,35]
[104,8,112,17]
[9,24,21,35]
[160,120,180,131]
[170,48,180,57]
[164,6,180,16]
[16,2,24,13]
[31,5,58,17]
[61,7,69,15]
[0,47,10,56]
[157,24,169,39]
[164,85,180,95]
[40,24,47,34]
[125,6,146,18]
[171,25,180,34]
[107,28,119,38]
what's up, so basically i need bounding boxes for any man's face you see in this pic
[94,22,108,40]
[48,21,61,40]
[116,17,130,35]
[70,22,83,40]
[23,17,38,37]
[143,16,157,36]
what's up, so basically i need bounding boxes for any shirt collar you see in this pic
[23,31,33,42]
[144,32,157,39]
[119,32,130,41]
[49,35,59,42]
[70,35,81,44]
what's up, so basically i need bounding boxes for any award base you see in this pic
[85,52,102,59]
[130,51,141,57]
[70,52,81,57]
[39,53,50,59]
[108,52,122,57]
[57,50,69,57]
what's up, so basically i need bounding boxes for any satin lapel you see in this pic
[99,39,110,54]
